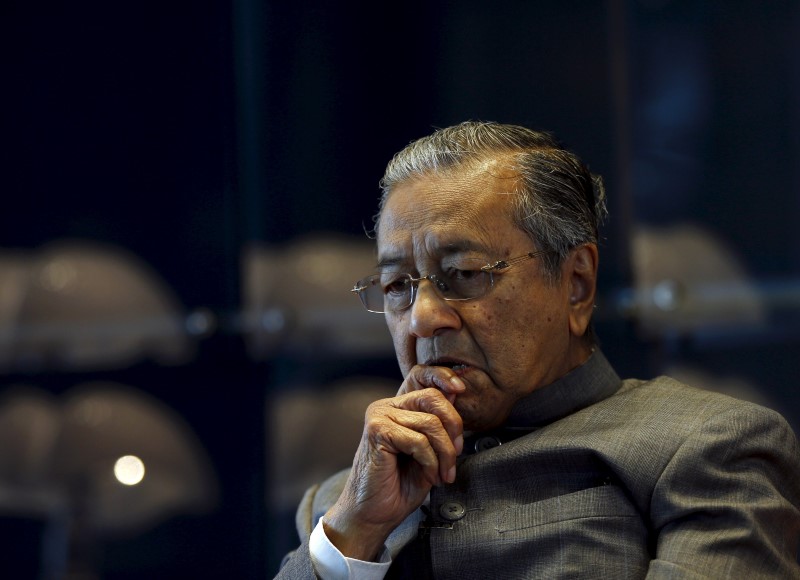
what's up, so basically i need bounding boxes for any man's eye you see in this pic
[383,276,410,295]
[450,268,482,281]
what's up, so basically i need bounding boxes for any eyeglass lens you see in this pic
[357,259,493,313]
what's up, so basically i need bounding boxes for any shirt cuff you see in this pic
[309,517,392,580]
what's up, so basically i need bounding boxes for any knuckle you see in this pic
[363,413,386,435]
[407,434,434,463]
[365,397,395,418]
[417,411,444,431]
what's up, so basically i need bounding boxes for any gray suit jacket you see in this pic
[276,352,800,579]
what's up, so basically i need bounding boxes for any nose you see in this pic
[408,278,462,338]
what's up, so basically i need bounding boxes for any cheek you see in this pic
[468,297,520,356]
[387,317,413,371]
[485,290,560,348]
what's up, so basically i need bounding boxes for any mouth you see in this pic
[427,358,472,376]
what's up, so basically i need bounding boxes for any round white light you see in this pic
[114,455,145,486]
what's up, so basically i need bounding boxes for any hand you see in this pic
[323,365,466,561]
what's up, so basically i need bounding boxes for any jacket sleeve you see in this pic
[647,403,800,578]
[273,469,351,579]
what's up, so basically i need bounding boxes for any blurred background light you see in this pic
[114,456,145,486]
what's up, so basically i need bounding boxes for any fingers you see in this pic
[366,389,464,485]
[325,378,467,556]
[397,365,467,404]
[397,388,464,448]
[369,416,445,485]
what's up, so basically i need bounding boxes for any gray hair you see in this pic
[377,121,607,282]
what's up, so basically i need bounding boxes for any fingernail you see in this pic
[449,375,466,391]
[455,434,464,455]
[447,465,456,483]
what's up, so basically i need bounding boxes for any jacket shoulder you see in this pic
[294,468,350,539]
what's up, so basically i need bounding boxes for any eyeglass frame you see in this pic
[351,250,549,313]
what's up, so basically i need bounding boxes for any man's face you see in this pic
[376,159,591,432]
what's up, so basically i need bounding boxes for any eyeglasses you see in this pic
[351,250,548,313]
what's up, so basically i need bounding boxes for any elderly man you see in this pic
[276,121,800,578]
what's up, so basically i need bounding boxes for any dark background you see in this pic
[3,0,799,577]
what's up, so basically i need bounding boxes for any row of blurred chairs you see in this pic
[0,235,395,375]
[3,225,792,375]
[2,229,795,492]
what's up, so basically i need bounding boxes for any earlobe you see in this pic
[566,244,598,337]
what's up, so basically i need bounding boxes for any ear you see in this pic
[564,244,598,339]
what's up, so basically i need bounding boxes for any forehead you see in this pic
[376,160,527,262]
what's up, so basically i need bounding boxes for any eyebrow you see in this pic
[375,241,490,270]
[374,256,405,270]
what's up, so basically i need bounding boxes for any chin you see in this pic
[456,388,515,432]
[456,404,501,433]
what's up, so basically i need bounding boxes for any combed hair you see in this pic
[378,121,607,282]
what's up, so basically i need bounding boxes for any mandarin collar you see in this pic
[504,350,621,430]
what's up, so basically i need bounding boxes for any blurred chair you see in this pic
[51,381,218,536]
[242,234,394,360]
[267,376,397,513]
[624,224,765,340]
[2,240,194,373]
[0,381,218,577]
[620,224,797,424]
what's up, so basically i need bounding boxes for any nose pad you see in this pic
[408,278,461,337]
[411,275,449,304]
[413,277,444,303]
[432,276,451,295]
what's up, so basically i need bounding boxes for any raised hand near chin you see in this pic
[396,363,467,404]
[323,365,465,561]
